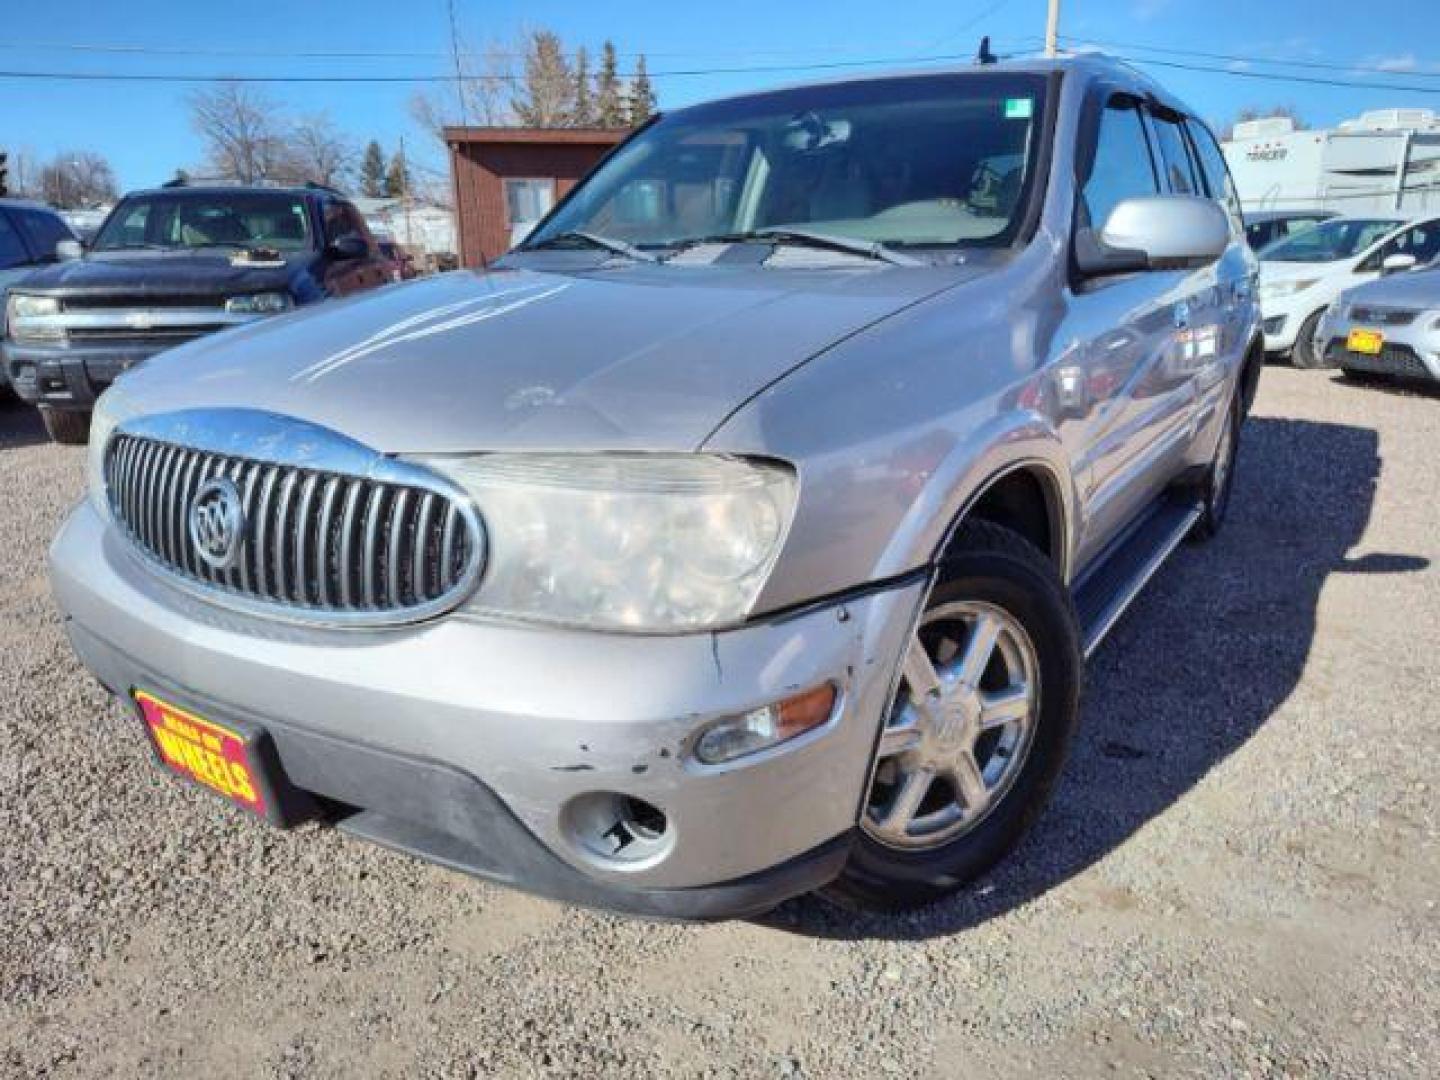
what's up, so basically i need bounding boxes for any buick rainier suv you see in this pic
[51,55,1261,918]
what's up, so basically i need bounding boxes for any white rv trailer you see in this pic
[1223,109,1440,216]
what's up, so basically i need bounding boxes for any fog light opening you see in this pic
[563,791,675,870]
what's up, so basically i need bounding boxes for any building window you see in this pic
[504,178,555,246]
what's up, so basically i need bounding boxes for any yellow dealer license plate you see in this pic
[135,691,267,817]
[1347,328,1384,356]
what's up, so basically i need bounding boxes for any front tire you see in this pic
[1290,310,1327,369]
[41,408,91,445]
[824,521,1082,912]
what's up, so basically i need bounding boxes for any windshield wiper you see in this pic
[524,231,658,263]
[676,228,921,267]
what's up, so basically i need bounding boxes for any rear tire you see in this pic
[823,521,1082,913]
[1189,392,1241,542]
[1290,311,1327,369]
[41,408,91,445]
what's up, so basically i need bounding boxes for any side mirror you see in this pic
[1076,195,1231,278]
[56,239,84,261]
[327,235,368,261]
[1381,253,1417,276]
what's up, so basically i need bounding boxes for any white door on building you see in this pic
[505,178,555,248]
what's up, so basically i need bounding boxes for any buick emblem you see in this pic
[189,477,246,571]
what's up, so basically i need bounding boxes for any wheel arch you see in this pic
[936,458,1073,581]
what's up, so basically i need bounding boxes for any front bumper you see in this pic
[1259,290,1326,353]
[4,339,179,411]
[1320,313,1440,382]
[51,502,925,917]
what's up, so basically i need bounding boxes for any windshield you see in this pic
[1261,218,1401,263]
[526,73,1050,254]
[93,192,314,253]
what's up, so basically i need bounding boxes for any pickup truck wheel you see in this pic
[824,521,1081,912]
[41,409,91,446]
[1189,393,1240,542]
[1289,311,1327,369]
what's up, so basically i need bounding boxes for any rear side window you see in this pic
[1081,99,1159,229]
[0,213,29,270]
[1186,120,1243,224]
[1149,114,1200,195]
[13,209,74,262]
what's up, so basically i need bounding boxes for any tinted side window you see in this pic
[14,209,74,261]
[1081,99,1159,229]
[0,213,30,270]
[1149,114,1200,195]
[1186,120,1243,223]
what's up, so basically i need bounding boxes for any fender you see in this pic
[872,409,1082,587]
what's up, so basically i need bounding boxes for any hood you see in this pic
[15,249,303,299]
[113,263,982,453]
[1340,266,1440,310]
[1259,259,1341,285]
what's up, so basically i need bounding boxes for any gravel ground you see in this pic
[1,368,1437,1079]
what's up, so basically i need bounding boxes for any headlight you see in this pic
[86,384,143,519]
[224,292,293,314]
[1258,278,1320,300]
[416,454,798,632]
[5,293,65,341]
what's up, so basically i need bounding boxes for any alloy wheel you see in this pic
[862,600,1041,851]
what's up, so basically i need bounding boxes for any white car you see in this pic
[1258,214,1440,367]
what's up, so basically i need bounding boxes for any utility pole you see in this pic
[400,136,413,250]
[1045,0,1060,57]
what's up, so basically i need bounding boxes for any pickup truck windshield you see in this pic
[93,193,313,253]
[526,72,1050,255]
[1261,218,1401,263]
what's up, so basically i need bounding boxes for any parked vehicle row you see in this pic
[2,182,394,442]
[48,53,1263,918]
[1255,212,1440,372]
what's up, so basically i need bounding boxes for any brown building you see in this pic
[445,127,628,267]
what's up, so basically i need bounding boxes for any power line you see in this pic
[1064,36,1440,81]
[0,51,1007,85]
[1116,55,1440,96]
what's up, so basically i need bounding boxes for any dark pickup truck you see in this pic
[3,183,392,443]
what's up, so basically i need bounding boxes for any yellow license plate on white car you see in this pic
[1347,328,1384,356]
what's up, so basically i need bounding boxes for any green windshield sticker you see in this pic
[1004,97,1034,120]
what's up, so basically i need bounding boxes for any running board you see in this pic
[1074,496,1203,658]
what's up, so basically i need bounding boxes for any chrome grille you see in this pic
[105,433,482,623]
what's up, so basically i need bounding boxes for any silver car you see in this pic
[50,55,1261,918]
[1315,265,1440,385]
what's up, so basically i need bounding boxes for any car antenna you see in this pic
[976,36,998,65]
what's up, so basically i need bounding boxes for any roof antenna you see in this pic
[976,36,998,65]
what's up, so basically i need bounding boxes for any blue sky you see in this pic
[2,0,1438,192]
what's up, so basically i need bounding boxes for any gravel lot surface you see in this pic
[1,368,1437,1079]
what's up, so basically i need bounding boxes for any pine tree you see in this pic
[573,46,594,127]
[595,41,624,128]
[360,140,386,198]
[512,31,575,127]
[383,149,412,198]
[627,55,656,126]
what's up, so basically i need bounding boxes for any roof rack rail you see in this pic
[304,181,345,197]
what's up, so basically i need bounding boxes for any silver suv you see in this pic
[51,55,1261,918]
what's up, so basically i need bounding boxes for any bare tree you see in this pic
[188,83,292,184]
[39,151,118,208]
[289,112,355,188]
[512,31,575,127]
[409,37,515,140]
